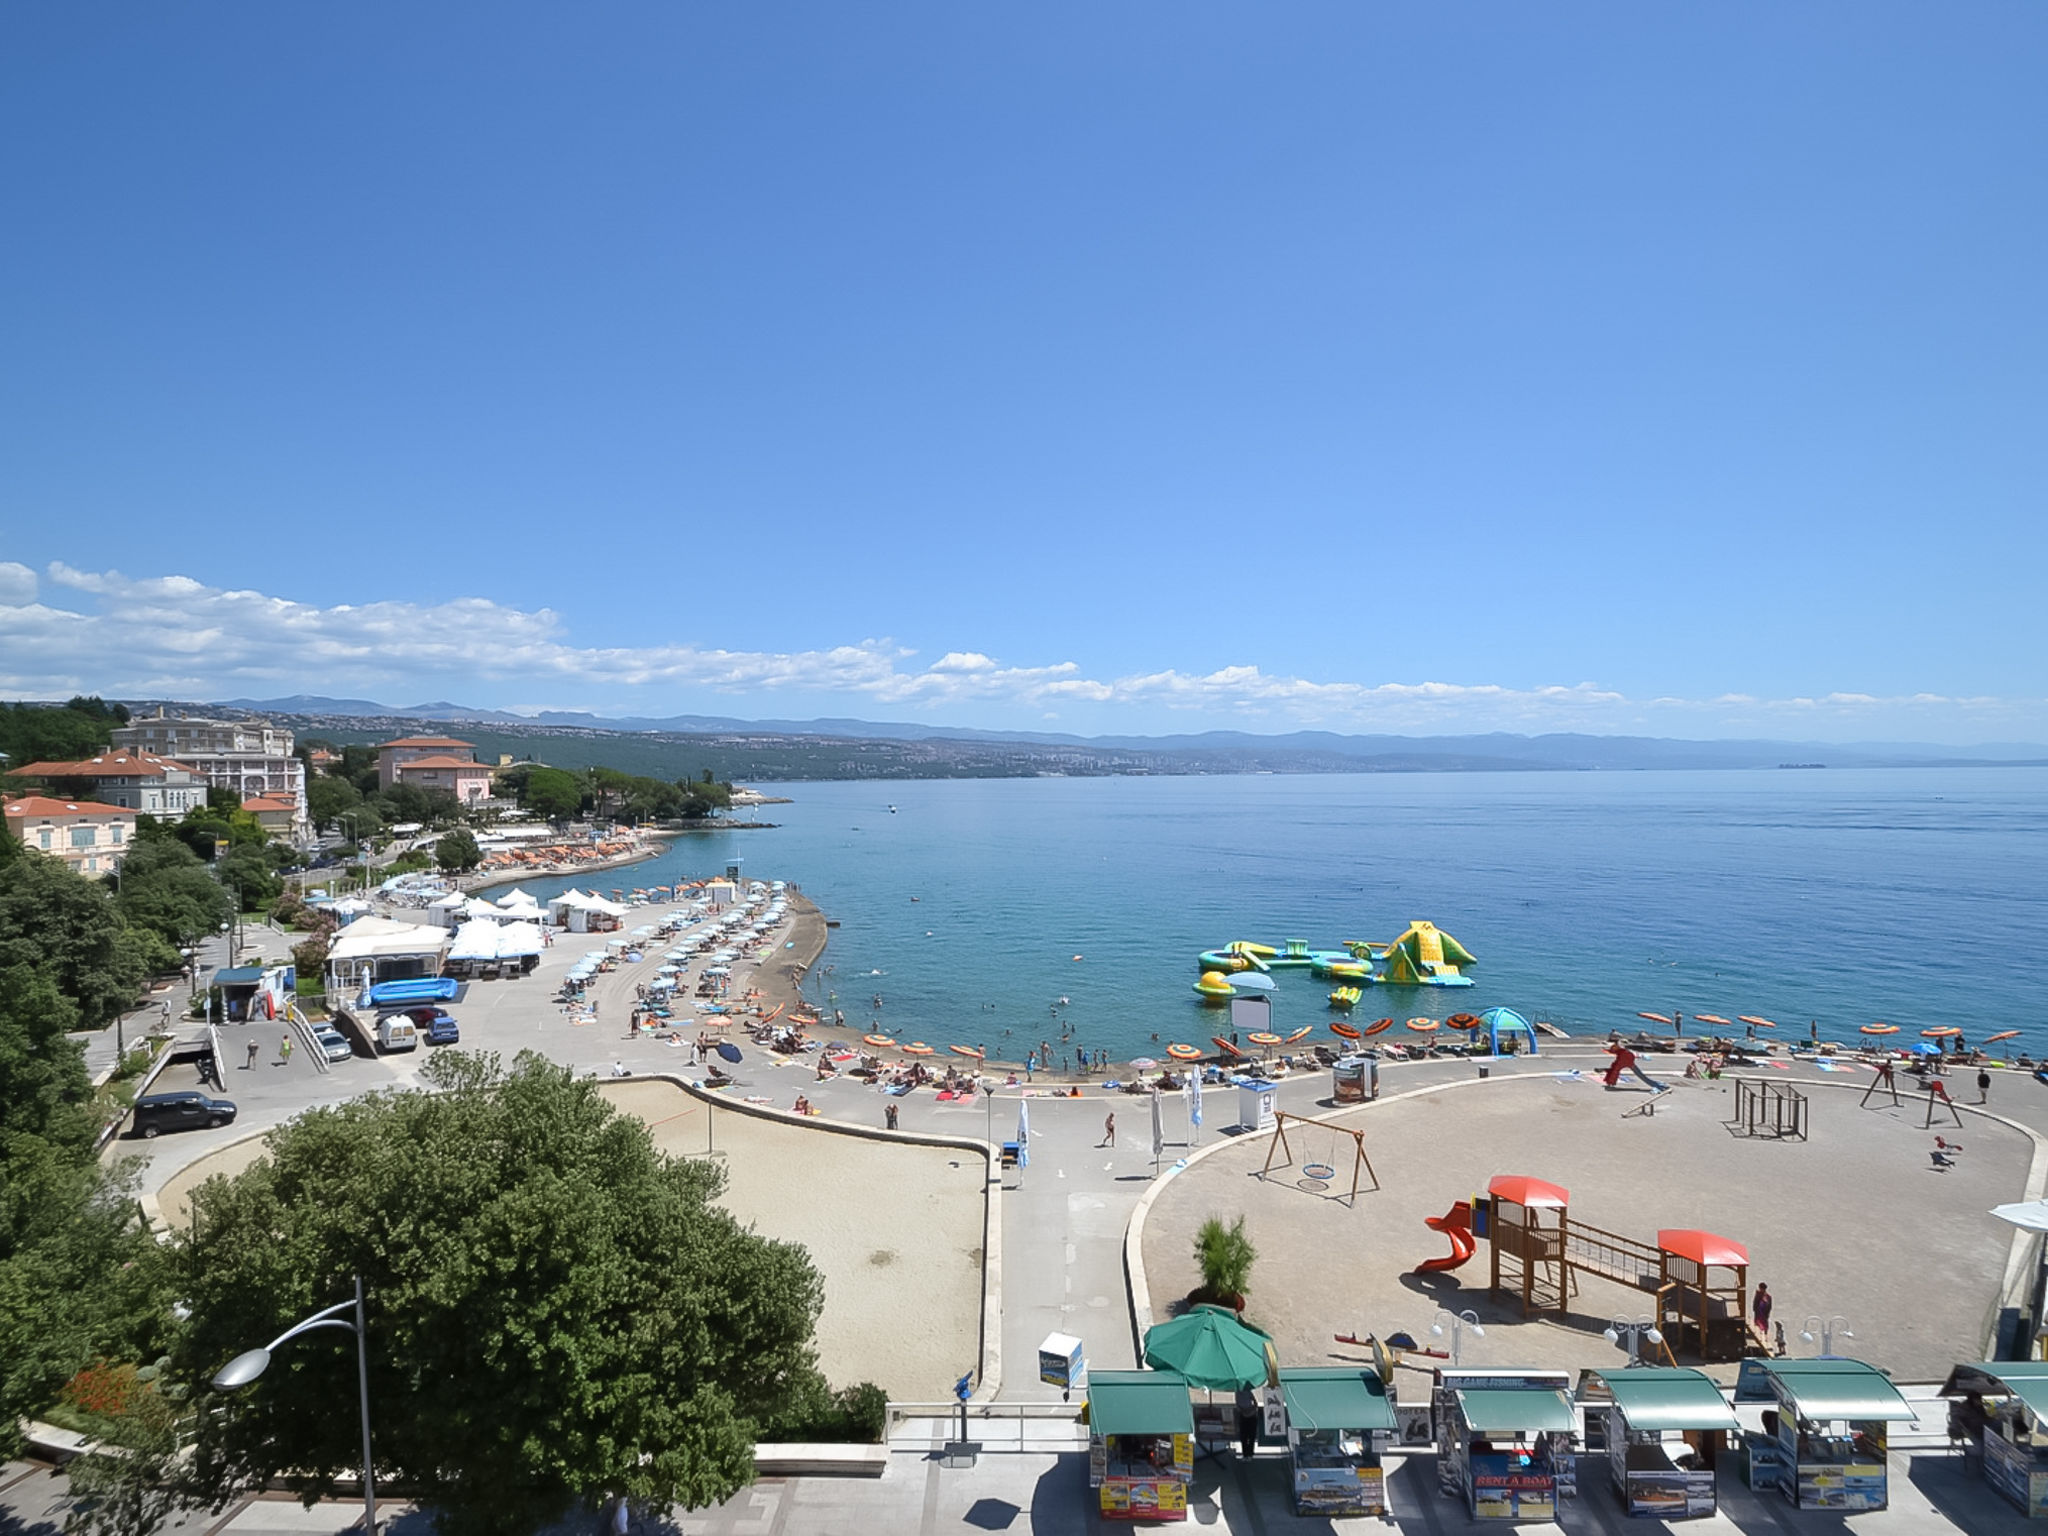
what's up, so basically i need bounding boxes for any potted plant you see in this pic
[1189,1214,1255,1313]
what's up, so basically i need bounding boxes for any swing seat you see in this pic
[1301,1162,1336,1181]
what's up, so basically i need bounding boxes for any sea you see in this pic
[511,768,2048,1066]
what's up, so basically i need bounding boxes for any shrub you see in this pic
[1194,1215,1255,1301]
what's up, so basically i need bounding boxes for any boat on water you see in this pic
[1329,986,1364,1010]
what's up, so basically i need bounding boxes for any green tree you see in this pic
[113,837,232,954]
[0,697,125,766]
[678,780,733,819]
[305,773,361,833]
[0,964,172,1454]
[215,844,283,913]
[370,782,463,828]
[435,828,482,873]
[0,853,145,1029]
[173,1052,826,1536]
[519,765,584,823]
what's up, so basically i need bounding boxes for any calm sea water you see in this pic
[515,769,2048,1064]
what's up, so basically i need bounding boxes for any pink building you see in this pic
[376,737,495,804]
[4,794,137,876]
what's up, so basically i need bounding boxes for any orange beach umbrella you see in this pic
[1986,1030,2021,1044]
[1446,1012,1480,1030]
[1860,1024,1899,1036]
[863,1034,895,1048]
[1692,1013,1733,1027]
[1738,1015,1776,1028]
[1637,1012,1675,1025]
[903,1042,935,1055]
[1406,1017,1439,1033]
[1923,1027,1962,1038]
[1363,1018,1394,1036]
[1248,1031,1282,1046]
[1166,1043,1204,1061]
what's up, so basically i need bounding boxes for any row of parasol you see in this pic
[1636,1011,2017,1045]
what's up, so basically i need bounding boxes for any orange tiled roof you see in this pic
[4,794,135,819]
[8,751,202,779]
[394,755,489,771]
[241,794,299,813]
[379,736,475,750]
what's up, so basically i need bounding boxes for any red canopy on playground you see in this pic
[1657,1229,1748,1267]
[1489,1175,1570,1209]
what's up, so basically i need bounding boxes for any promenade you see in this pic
[71,886,2048,1535]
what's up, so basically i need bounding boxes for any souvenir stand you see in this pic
[1434,1368,1579,1521]
[1733,1358,1916,1511]
[1940,1360,2048,1518]
[1278,1367,1398,1516]
[1585,1367,1741,1518]
[1332,1055,1378,1103]
[1039,1333,1086,1394]
[1086,1370,1196,1522]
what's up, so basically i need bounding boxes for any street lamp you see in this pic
[1604,1315,1665,1367]
[1431,1308,1485,1366]
[1799,1315,1854,1357]
[211,1274,378,1532]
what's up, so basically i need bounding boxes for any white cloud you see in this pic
[0,564,2036,742]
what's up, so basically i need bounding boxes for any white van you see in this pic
[376,1016,419,1052]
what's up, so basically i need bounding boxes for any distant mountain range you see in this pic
[180,694,2048,781]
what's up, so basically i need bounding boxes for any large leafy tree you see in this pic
[0,852,145,1029]
[113,836,233,952]
[517,765,584,823]
[0,964,171,1453]
[173,1052,826,1536]
[0,695,126,766]
[434,828,482,873]
[304,773,361,833]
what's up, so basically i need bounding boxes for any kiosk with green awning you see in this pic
[1434,1368,1579,1520]
[1941,1360,2048,1517]
[1734,1357,1916,1510]
[1587,1367,1741,1518]
[1278,1367,1397,1516]
[1086,1370,1195,1522]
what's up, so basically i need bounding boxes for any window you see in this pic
[39,829,53,849]
[71,826,97,848]
[110,824,124,844]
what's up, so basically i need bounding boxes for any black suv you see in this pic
[131,1092,238,1138]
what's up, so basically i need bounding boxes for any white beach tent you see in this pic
[448,920,502,964]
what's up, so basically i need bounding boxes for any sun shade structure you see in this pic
[1734,1358,1916,1421]
[1941,1360,2048,1422]
[1142,1305,1275,1391]
[1490,1175,1569,1208]
[1658,1230,1749,1268]
[1087,1370,1196,1437]
[1455,1388,1578,1435]
[1594,1368,1742,1433]
[1278,1369,1397,1433]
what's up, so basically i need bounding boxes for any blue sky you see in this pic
[3,4,2043,742]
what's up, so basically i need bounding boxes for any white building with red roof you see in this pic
[4,795,136,876]
[112,710,309,840]
[7,751,212,817]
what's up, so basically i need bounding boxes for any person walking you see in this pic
[1101,1111,1116,1147]
[885,1103,899,1131]
[1979,1067,1993,1104]
[245,1038,259,1070]
[1752,1282,1773,1337]
[279,1033,292,1066]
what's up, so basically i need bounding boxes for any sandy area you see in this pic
[1139,1063,2029,1384]
[598,1078,988,1401]
[154,1132,275,1229]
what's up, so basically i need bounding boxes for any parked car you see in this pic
[313,1026,353,1062]
[132,1092,238,1138]
[375,1016,419,1052]
[402,1006,460,1045]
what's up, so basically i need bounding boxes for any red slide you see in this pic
[1415,1201,1477,1273]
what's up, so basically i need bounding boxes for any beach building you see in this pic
[376,736,495,804]
[3,794,136,876]
[323,915,452,999]
[4,750,212,818]
[112,710,310,841]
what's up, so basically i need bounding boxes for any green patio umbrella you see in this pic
[1142,1304,1277,1391]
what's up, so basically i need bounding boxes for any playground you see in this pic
[1135,1058,2028,1385]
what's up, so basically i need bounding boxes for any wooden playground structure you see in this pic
[1417,1173,1771,1364]
[1258,1111,1379,1205]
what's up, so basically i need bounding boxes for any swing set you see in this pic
[1259,1111,1379,1205]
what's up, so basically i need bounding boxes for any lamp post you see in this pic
[1799,1315,1854,1357]
[211,1275,378,1532]
[1604,1315,1665,1367]
[1431,1308,1485,1366]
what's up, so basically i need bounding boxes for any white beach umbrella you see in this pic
[1150,1090,1165,1162]
[1992,1201,2048,1233]
[1016,1098,1030,1168]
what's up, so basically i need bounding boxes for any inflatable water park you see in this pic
[1193,920,1477,1003]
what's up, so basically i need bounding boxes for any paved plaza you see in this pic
[58,890,2048,1534]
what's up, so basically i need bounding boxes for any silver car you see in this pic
[313,1027,354,1063]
